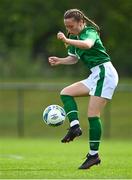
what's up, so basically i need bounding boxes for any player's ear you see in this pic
[78,19,83,24]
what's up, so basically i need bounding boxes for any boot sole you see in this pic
[78,159,101,170]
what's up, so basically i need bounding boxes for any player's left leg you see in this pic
[60,81,90,143]
[79,62,119,169]
[79,95,108,169]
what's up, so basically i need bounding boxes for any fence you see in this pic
[0,82,132,138]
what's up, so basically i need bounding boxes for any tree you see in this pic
[0,0,131,77]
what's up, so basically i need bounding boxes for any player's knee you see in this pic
[60,87,71,96]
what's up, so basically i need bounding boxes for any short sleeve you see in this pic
[80,28,97,43]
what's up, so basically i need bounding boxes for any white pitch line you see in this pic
[0,154,24,160]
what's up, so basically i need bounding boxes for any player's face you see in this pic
[64,18,84,35]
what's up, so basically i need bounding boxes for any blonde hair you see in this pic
[64,9,100,32]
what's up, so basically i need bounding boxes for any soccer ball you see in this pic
[43,104,66,127]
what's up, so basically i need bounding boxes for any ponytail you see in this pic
[83,15,100,32]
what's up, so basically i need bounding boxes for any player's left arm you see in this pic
[57,32,95,49]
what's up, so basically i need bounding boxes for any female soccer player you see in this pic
[48,9,119,169]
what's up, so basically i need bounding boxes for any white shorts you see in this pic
[81,61,119,99]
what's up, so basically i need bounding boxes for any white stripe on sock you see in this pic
[66,110,78,116]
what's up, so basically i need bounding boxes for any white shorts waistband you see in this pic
[90,61,112,72]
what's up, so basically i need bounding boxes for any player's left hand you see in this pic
[57,32,67,43]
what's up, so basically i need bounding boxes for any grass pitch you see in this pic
[0,138,132,179]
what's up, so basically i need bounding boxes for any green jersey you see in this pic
[67,26,110,69]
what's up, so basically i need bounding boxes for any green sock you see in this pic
[60,95,78,123]
[88,117,102,151]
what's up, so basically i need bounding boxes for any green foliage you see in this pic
[0,0,132,77]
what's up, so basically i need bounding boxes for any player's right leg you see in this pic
[60,81,90,143]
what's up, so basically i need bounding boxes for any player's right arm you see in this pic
[48,55,78,66]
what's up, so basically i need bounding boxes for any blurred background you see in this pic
[0,0,132,140]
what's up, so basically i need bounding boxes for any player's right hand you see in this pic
[48,56,61,66]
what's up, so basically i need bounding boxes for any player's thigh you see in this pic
[88,95,108,117]
[60,81,90,97]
